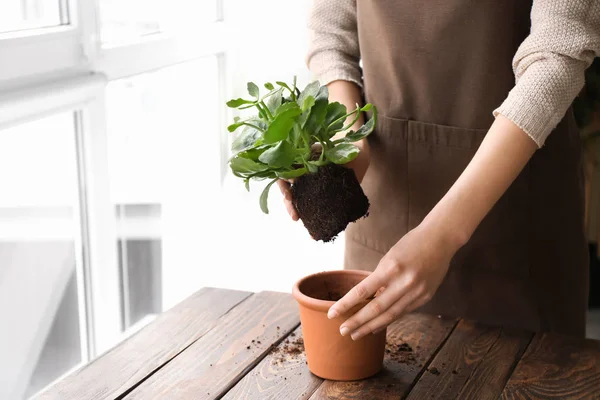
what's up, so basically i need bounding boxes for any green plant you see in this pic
[226,77,377,213]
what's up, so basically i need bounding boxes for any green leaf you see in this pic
[324,102,348,132]
[361,103,373,111]
[304,98,329,135]
[276,81,293,94]
[325,143,359,164]
[276,168,307,179]
[344,107,377,142]
[306,163,318,173]
[297,81,320,107]
[226,98,255,108]
[230,157,268,175]
[274,101,300,116]
[258,140,296,168]
[266,90,283,114]
[264,82,274,91]
[227,122,244,132]
[238,145,269,161]
[260,179,278,214]
[231,121,266,153]
[247,82,259,99]
[308,159,328,167]
[244,178,250,191]
[302,95,316,112]
[315,85,329,101]
[263,103,302,144]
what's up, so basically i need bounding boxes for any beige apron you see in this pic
[346,0,589,336]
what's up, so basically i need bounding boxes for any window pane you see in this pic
[106,57,221,329]
[100,0,218,45]
[0,0,65,34]
[0,112,84,399]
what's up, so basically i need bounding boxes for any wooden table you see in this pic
[35,288,600,399]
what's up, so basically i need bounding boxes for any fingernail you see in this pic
[351,331,362,341]
[340,326,349,336]
[328,309,338,319]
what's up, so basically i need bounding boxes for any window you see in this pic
[0,112,86,400]
[1,0,334,398]
[0,0,67,34]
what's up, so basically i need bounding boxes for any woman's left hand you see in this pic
[328,222,461,340]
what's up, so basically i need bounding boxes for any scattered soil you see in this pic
[270,337,306,363]
[292,164,370,242]
[385,340,416,364]
[428,367,440,375]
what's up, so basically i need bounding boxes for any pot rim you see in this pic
[292,269,371,312]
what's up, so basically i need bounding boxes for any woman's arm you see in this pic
[328,0,600,339]
[327,116,536,339]
[279,0,366,220]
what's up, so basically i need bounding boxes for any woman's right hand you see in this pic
[277,138,371,221]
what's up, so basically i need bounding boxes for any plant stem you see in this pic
[242,122,265,132]
[261,101,273,120]
[254,102,269,121]
[291,76,297,101]
[327,106,361,130]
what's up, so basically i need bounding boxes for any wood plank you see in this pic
[405,319,502,400]
[309,313,458,400]
[457,329,532,400]
[124,291,300,400]
[501,332,600,399]
[221,326,323,400]
[34,287,251,400]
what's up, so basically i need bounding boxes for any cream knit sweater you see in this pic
[307,0,600,147]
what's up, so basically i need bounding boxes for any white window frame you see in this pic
[0,0,232,366]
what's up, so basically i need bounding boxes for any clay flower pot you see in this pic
[292,270,386,381]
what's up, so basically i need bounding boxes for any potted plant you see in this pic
[292,270,386,380]
[226,77,377,242]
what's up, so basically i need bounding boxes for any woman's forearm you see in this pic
[422,115,538,249]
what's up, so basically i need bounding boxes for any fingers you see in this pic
[348,288,423,341]
[327,271,386,321]
[277,180,292,200]
[277,180,299,221]
[338,280,408,337]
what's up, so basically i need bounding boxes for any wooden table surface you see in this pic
[35,288,600,400]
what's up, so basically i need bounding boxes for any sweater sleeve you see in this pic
[306,0,362,87]
[493,0,600,147]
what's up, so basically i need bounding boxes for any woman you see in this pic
[279,0,600,338]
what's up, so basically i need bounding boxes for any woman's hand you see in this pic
[328,115,538,339]
[277,138,370,221]
[328,221,462,340]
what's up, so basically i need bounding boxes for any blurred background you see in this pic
[0,1,598,399]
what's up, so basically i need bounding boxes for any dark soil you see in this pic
[326,291,343,301]
[428,367,440,375]
[292,164,369,242]
[385,340,416,364]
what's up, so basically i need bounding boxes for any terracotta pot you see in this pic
[292,270,386,381]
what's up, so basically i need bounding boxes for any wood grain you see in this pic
[124,291,300,400]
[457,329,532,399]
[222,326,323,400]
[34,288,251,400]
[405,319,502,400]
[501,332,600,399]
[309,313,458,400]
